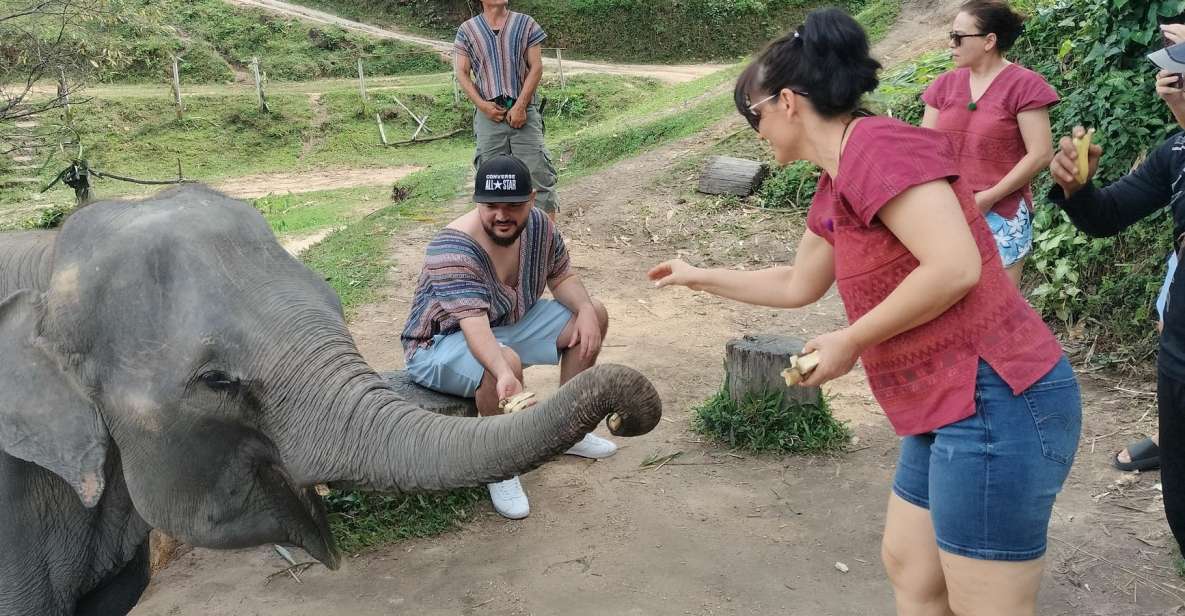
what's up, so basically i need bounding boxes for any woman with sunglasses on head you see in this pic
[649,8,1079,615]
[921,0,1058,286]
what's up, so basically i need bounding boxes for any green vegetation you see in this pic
[693,386,850,454]
[855,0,904,43]
[301,165,466,312]
[292,0,871,62]
[62,0,447,84]
[325,487,485,554]
[1009,0,1185,360]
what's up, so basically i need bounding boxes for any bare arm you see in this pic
[845,180,981,349]
[974,107,1054,213]
[549,273,593,313]
[507,45,544,129]
[920,105,940,129]
[648,227,836,309]
[801,180,981,385]
[459,315,514,381]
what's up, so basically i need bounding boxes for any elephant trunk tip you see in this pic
[580,364,662,437]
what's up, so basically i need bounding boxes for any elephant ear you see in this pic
[0,290,109,507]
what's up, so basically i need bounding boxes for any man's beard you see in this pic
[483,219,526,246]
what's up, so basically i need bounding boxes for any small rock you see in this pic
[834,562,849,573]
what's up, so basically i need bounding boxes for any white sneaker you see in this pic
[488,476,530,519]
[564,432,618,459]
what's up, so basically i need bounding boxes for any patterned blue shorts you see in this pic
[984,200,1032,268]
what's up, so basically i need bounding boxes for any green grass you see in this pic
[62,0,447,83]
[300,164,468,313]
[325,487,486,554]
[289,0,856,63]
[693,387,851,454]
[856,0,904,43]
[254,186,389,236]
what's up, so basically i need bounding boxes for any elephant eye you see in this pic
[200,370,240,392]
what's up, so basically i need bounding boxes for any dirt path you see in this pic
[133,118,1185,615]
[873,0,962,65]
[214,165,421,199]
[223,0,726,84]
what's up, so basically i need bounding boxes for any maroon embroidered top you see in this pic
[922,63,1059,219]
[807,116,1063,436]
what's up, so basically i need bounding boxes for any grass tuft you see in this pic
[693,386,851,454]
[325,488,486,554]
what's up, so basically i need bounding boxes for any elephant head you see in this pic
[0,185,661,569]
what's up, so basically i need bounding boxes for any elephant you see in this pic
[0,184,662,616]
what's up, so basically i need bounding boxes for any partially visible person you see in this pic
[401,155,614,520]
[920,0,1057,285]
[1048,43,1185,550]
[454,0,560,219]
[651,8,1080,614]
[1112,24,1185,472]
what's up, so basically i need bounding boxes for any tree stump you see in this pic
[724,334,821,408]
[697,156,768,197]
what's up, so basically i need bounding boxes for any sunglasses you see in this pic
[744,89,809,131]
[949,31,989,45]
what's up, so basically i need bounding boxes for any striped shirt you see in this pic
[401,208,572,360]
[454,12,546,101]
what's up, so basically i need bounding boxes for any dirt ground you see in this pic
[131,116,1185,615]
[214,165,421,199]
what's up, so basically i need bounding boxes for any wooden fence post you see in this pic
[357,57,368,115]
[171,56,184,121]
[556,48,566,89]
[451,52,460,105]
[58,67,71,124]
[376,113,389,145]
[251,57,269,113]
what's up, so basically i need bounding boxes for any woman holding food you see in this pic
[649,7,1080,614]
[1050,22,1185,558]
[920,0,1058,285]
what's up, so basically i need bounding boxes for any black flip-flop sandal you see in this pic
[1113,437,1160,472]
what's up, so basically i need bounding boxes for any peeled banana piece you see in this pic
[781,351,821,386]
[1072,128,1095,183]
[499,391,536,413]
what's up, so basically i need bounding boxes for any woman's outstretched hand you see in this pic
[648,259,703,290]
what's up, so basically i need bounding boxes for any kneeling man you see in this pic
[401,154,614,519]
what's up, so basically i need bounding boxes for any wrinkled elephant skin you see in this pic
[0,185,662,616]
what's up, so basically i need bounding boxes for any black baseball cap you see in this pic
[474,154,533,204]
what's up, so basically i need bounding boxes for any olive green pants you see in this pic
[473,98,558,213]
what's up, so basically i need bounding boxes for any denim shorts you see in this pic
[892,356,1081,561]
[405,299,572,398]
[985,199,1033,268]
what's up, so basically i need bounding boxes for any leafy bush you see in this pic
[756,161,820,211]
[692,386,850,454]
[1006,0,1185,353]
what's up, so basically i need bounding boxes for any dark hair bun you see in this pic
[735,7,881,120]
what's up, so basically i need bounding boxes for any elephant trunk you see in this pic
[284,363,661,492]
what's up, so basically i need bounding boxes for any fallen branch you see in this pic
[383,128,466,146]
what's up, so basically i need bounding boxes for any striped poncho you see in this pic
[401,208,571,360]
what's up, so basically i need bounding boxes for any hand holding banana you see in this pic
[1050,125,1103,198]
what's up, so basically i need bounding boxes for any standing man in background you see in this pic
[455,0,560,220]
